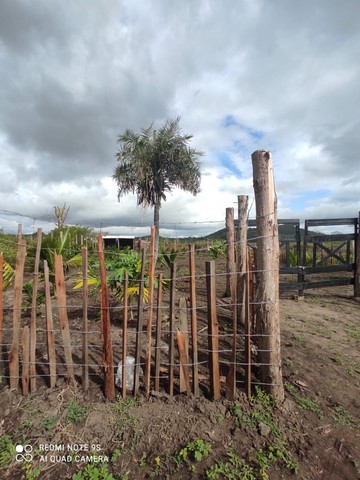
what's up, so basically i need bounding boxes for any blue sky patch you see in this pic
[290,189,330,211]
[222,114,264,142]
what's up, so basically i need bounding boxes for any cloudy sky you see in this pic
[1,0,359,237]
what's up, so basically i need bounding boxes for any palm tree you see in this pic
[113,117,203,260]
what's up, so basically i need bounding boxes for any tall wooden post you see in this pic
[82,246,89,392]
[98,235,115,400]
[44,261,56,388]
[225,208,236,298]
[251,150,284,402]
[55,254,75,384]
[145,226,156,398]
[30,228,42,393]
[0,255,3,351]
[237,196,249,327]
[9,239,27,391]
[189,244,199,396]
[355,211,360,297]
[206,261,220,400]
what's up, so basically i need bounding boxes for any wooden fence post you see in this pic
[237,196,249,327]
[168,263,177,397]
[154,273,163,392]
[9,239,27,391]
[82,246,89,392]
[0,255,3,351]
[225,208,236,298]
[189,244,199,396]
[134,249,145,395]
[30,228,42,393]
[206,261,220,400]
[21,326,30,396]
[55,254,75,384]
[97,235,115,400]
[178,297,189,393]
[44,260,57,388]
[251,150,284,402]
[122,272,128,399]
[145,226,156,398]
[355,211,360,297]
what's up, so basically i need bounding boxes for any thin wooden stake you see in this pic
[178,297,189,393]
[55,254,75,383]
[225,208,236,297]
[44,260,56,388]
[154,273,163,392]
[122,271,128,399]
[226,252,238,400]
[237,196,249,327]
[134,249,146,395]
[189,244,199,396]
[206,261,220,400]
[30,228,42,393]
[176,330,191,396]
[145,225,156,398]
[245,248,252,398]
[9,239,27,391]
[97,235,115,401]
[168,263,177,397]
[21,326,30,396]
[82,246,89,392]
[17,224,22,241]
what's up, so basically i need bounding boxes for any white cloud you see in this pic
[0,0,359,235]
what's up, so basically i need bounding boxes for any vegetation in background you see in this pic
[113,117,203,260]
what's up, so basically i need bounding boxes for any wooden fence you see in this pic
[237,214,360,296]
[0,234,261,402]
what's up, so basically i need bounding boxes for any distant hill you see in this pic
[203,224,301,241]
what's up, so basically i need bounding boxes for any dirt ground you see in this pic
[0,259,359,479]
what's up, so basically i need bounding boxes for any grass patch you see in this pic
[331,405,359,429]
[285,382,323,419]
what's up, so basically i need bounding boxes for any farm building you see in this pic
[102,235,135,249]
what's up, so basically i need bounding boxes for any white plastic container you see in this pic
[115,356,143,389]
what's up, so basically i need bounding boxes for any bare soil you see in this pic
[0,258,359,479]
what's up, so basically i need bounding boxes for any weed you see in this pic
[347,367,359,379]
[230,386,279,437]
[206,452,256,480]
[42,416,58,432]
[110,449,123,462]
[174,439,211,469]
[21,419,34,429]
[111,397,140,448]
[330,355,343,365]
[21,463,41,480]
[139,452,147,467]
[72,463,115,480]
[254,442,298,478]
[285,382,323,418]
[0,435,16,467]
[331,405,359,429]
[345,328,360,344]
[65,401,87,425]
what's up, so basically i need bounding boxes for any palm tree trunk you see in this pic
[153,201,160,264]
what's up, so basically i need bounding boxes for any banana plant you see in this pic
[2,260,15,289]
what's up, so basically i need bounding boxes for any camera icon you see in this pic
[15,445,33,462]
